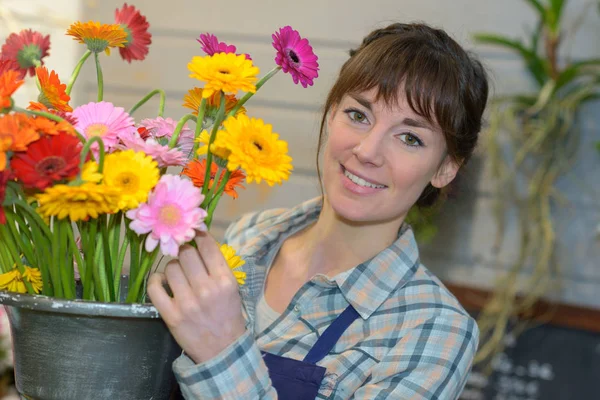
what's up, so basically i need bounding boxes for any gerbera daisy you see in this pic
[272,26,319,88]
[71,101,135,153]
[30,66,72,112]
[188,53,259,98]
[138,117,194,155]
[66,21,128,55]
[0,59,25,80]
[0,135,12,172]
[183,88,245,119]
[0,113,39,153]
[117,130,187,167]
[212,114,293,186]
[0,69,24,110]
[10,132,81,190]
[102,150,160,211]
[114,3,152,62]
[0,29,51,77]
[81,160,103,183]
[126,175,207,257]
[26,105,79,127]
[0,265,43,293]
[219,243,246,285]
[0,170,11,223]
[182,158,245,199]
[197,33,251,60]
[36,182,121,221]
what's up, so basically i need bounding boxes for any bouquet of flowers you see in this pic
[0,3,319,304]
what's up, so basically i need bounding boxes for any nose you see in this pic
[352,131,384,167]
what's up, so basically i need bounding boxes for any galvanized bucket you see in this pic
[0,291,182,400]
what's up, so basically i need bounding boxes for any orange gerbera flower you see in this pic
[27,114,76,136]
[31,67,72,112]
[183,88,245,118]
[0,114,39,152]
[0,135,12,171]
[0,70,24,110]
[66,21,128,55]
[182,158,245,199]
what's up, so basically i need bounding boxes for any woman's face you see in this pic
[322,88,459,226]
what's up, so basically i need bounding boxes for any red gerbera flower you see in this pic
[182,158,245,199]
[1,29,51,77]
[114,3,152,62]
[10,132,82,190]
[0,169,12,224]
[272,26,319,88]
[0,59,25,80]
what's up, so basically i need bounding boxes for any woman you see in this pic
[149,22,489,399]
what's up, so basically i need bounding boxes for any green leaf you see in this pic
[473,33,548,86]
[555,59,600,90]
[547,0,566,33]
[524,0,546,19]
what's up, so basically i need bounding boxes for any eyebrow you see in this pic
[349,94,373,112]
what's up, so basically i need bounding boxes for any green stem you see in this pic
[82,220,97,300]
[100,215,114,301]
[128,89,166,117]
[114,232,130,299]
[58,219,75,299]
[0,238,13,273]
[4,212,35,267]
[202,94,227,196]
[0,224,36,295]
[168,113,197,149]
[190,98,208,156]
[200,166,223,209]
[66,50,92,96]
[79,136,105,173]
[125,247,159,303]
[94,52,104,102]
[128,231,141,293]
[227,66,281,118]
[66,224,86,288]
[51,218,65,298]
[205,170,230,229]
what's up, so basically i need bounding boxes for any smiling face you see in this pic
[322,88,459,227]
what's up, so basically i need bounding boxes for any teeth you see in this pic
[344,169,385,189]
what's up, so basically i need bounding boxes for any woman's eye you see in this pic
[344,109,368,124]
[399,133,423,147]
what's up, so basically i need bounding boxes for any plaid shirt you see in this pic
[173,197,478,399]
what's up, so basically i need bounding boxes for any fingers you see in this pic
[193,231,230,277]
[147,273,175,319]
[178,244,208,290]
[164,259,194,303]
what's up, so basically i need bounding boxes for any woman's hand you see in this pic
[147,231,246,364]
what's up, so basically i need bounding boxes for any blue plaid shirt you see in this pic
[173,197,478,399]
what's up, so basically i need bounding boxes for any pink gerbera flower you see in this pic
[126,175,207,257]
[272,26,319,88]
[71,101,135,154]
[197,33,251,60]
[139,117,195,155]
[114,3,152,62]
[118,130,187,167]
[0,29,51,77]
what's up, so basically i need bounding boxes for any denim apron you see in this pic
[261,305,360,400]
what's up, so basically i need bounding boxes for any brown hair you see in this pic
[316,22,489,207]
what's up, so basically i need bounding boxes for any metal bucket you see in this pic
[0,291,181,400]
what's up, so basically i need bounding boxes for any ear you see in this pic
[430,155,460,189]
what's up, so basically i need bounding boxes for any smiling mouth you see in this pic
[341,165,387,189]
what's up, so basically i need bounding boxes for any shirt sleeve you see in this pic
[349,313,479,400]
[172,329,278,399]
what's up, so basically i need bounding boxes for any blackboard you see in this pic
[445,283,600,400]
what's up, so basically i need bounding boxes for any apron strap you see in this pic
[303,305,360,364]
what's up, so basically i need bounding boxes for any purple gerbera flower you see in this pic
[272,26,319,88]
[197,33,251,60]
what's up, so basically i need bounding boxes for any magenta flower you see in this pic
[272,26,319,88]
[117,130,187,167]
[126,175,207,257]
[139,117,195,155]
[71,101,135,154]
[197,33,251,60]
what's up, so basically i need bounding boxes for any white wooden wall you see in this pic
[2,0,600,309]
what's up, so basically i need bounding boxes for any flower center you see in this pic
[253,141,263,151]
[17,44,42,68]
[120,24,133,46]
[116,172,139,193]
[85,123,109,138]
[218,69,230,75]
[287,49,300,64]
[158,204,181,227]
[35,156,66,176]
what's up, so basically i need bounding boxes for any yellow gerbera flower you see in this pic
[188,53,259,98]
[0,266,43,293]
[219,243,246,285]
[183,88,245,117]
[81,160,103,183]
[195,130,230,160]
[36,182,121,221]
[67,21,128,55]
[211,114,293,186]
[102,150,160,211]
